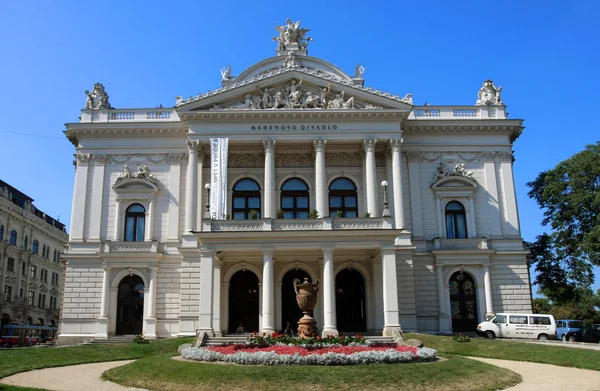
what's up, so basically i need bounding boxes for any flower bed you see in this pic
[182,333,437,366]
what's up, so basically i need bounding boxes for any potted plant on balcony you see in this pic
[336,210,344,218]
[308,209,319,219]
[276,209,284,219]
[249,210,259,220]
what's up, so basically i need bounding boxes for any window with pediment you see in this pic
[232,179,261,220]
[328,178,358,218]
[445,201,468,239]
[124,204,146,242]
[281,178,309,219]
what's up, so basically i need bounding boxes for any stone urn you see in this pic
[293,278,319,338]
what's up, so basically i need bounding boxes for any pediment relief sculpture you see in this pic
[210,79,384,111]
[114,164,160,187]
[432,162,476,186]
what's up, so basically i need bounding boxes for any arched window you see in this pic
[281,178,309,219]
[33,240,39,254]
[328,178,358,218]
[232,179,261,220]
[124,204,146,242]
[445,201,467,239]
[10,230,17,245]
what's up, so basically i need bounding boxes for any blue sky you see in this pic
[1,1,599,293]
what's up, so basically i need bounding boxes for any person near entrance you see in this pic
[235,322,246,334]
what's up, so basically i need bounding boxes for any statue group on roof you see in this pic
[476,79,503,106]
[84,82,111,110]
[273,18,312,50]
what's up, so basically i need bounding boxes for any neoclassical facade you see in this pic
[58,21,531,344]
[0,180,67,330]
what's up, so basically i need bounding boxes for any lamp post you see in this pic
[204,183,211,219]
[381,180,391,217]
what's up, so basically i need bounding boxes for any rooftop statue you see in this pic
[274,18,312,50]
[476,79,503,106]
[84,82,111,110]
[354,63,366,79]
[220,65,232,81]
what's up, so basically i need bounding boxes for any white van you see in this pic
[476,313,556,340]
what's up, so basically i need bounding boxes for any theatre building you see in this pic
[58,21,532,344]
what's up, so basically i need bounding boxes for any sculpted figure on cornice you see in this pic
[228,153,265,168]
[84,82,111,110]
[453,163,474,179]
[274,19,312,50]
[433,162,450,181]
[115,164,159,185]
[476,79,503,106]
[276,153,313,167]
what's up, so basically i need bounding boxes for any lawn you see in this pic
[1,334,599,391]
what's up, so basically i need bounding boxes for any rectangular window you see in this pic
[19,288,23,298]
[4,286,12,302]
[33,240,39,254]
[28,291,34,306]
[509,315,528,325]
[30,265,37,279]
[38,293,43,307]
[21,261,26,275]
[7,258,14,272]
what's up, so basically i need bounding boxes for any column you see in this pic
[314,137,328,218]
[113,198,122,241]
[263,138,276,219]
[435,263,450,334]
[381,246,401,336]
[484,158,502,237]
[197,250,214,335]
[98,264,111,338]
[212,259,222,336]
[145,199,154,241]
[185,140,200,232]
[196,152,205,227]
[390,139,405,229]
[372,257,384,330]
[435,197,444,237]
[261,248,275,333]
[321,247,338,336]
[468,196,478,238]
[70,153,91,241]
[363,138,378,217]
[145,266,158,339]
[483,263,494,317]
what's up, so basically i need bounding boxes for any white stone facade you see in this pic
[58,28,531,344]
[0,181,67,329]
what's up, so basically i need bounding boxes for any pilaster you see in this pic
[89,154,106,241]
[70,153,91,241]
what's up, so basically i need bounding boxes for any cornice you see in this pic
[64,125,188,146]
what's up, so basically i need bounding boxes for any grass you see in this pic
[2,333,600,391]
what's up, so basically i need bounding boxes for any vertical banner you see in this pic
[210,138,229,219]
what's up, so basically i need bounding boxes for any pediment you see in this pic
[176,68,413,115]
[432,176,478,189]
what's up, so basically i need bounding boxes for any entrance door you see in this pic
[116,275,144,335]
[335,269,366,332]
[449,271,478,331]
[281,269,310,334]
[228,270,259,334]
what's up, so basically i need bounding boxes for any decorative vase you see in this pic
[293,278,319,338]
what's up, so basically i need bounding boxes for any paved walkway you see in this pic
[2,357,600,391]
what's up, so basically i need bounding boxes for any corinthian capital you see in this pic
[263,137,276,151]
[389,138,403,151]
[313,137,327,152]
[363,137,377,152]
[186,140,201,153]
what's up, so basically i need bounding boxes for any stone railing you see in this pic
[206,217,393,232]
[410,106,507,120]
[80,108,180,123]
[433,238,489,250]
[108,241,157,253]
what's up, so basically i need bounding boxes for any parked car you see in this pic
[477,313,556,340]
[564,325,600,343]
[556,319,584,340]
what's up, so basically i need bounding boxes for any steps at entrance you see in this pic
[78,335,136,346]
[204,334,394,346]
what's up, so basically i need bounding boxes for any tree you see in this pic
[527,142,600,301]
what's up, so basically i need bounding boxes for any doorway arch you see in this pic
[228,270,259,334]
[449,271,478,331]
[335,269,366,332]
[116,275,144,335]
[281,269,311,335]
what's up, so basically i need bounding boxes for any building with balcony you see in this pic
[58,21,531,344]
[0,180,68,331]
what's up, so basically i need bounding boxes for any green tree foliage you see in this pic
[527,142,600,301]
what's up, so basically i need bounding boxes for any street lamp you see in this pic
[204,183,211,218]
[381,180,391,217]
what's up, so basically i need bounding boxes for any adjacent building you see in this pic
[58,21,532,345]
[0,180,68,331]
